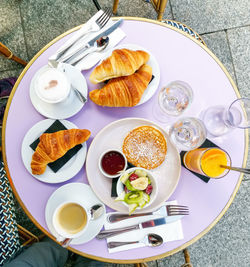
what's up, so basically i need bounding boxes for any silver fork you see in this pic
[54,8,112,61]
[107,205,189,223]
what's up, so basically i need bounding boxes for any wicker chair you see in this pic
[0,157,44,265]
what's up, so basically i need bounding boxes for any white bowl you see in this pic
[116,167,158,211]
[98,149,127,178]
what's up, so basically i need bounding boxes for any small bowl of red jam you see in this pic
[99,149,127,178]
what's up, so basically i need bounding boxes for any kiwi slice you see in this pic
[125,180,137,191]
[124,191,143,205]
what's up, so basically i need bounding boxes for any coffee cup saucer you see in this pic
[45,183,106,245]
[30,64,87,119]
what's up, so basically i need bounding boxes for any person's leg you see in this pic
[4,237,68,267]
[73,254,105,267]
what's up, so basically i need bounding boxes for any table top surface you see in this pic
[2,18,247,263]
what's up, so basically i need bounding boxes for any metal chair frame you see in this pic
[112,0,168,21]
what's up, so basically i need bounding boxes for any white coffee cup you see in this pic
[52,200,90,244]
[35,67,70,104]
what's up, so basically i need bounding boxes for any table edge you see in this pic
[2,16,248,263]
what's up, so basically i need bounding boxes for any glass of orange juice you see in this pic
[183,147,232,178]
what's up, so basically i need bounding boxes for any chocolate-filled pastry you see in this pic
[89,49,150,84]
[89,64,152,107]
[31,129,91,175]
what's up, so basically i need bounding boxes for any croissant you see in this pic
[31,129,91,175]
[89,64,152,107]
[89,49,150,84]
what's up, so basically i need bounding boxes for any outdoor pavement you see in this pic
[1,0,250,266]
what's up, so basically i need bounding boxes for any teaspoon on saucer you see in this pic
[107,233,163,249]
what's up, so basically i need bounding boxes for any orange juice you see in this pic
[184,148,231,178]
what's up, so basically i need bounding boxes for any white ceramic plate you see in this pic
[30,64,88,119]
[86,118,181,213]
[97,43,160,106]
[45,183,106,245]
[21,119,87,184]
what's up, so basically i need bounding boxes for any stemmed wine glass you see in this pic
[152,80,193,122]
[201,97,250,137]
[168,117,207,151]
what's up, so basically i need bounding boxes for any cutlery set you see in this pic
[98,204,189,247]
[48,8,120,69]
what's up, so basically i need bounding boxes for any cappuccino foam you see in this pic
[36,68,69,103]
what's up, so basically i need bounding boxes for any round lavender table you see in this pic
[2,18,248,263]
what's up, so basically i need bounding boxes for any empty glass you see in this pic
[153,80,193,122]
[169,117,207,151]
[201,98,250,137]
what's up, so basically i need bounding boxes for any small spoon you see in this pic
[70,36,110,66]
[220,165,250,175]
[60,204,104,248]
[60,67,87,104]
[107,233,163,249]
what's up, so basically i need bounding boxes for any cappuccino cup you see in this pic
[52,200,90,242]
[35,67,70,104]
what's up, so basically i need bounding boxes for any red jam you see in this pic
[101,151,125,175]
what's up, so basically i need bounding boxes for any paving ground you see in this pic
[1,0,250,266]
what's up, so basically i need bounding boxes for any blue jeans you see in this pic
[4,238,104,267]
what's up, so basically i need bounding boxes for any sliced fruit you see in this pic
[145,184,153,195]
[128,203,138,215]
[120,172,130,184]
[138,199,147,208]
[134,169,148,177]
[129,173,139,181]
[115,191,125,201]
[130,177,148,190]
[125,180,136,191]
[143,192,150,203]
[124,185,129,193]
[124,191,143,205]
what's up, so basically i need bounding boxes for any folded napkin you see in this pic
[105,200,184,253]
[49,10,126,71]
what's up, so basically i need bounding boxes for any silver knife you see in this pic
[57,19,123,66]
[96,216,182,239]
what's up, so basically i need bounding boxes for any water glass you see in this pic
[169,117,207,151]
[202,98,250,136]
[153,80,193,122]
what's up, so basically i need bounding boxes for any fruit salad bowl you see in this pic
[116,167,158,214]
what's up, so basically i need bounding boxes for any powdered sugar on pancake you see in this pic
[123,126,167,169]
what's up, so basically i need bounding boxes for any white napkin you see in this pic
[49,10,126,71]
[105,200,184,253]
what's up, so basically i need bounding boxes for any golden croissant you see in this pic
[89,64,152,107]
[89,49,150,84]
[31,129,91,175]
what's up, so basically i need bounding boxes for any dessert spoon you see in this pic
[66,36,110,66]
[107,233,163,249]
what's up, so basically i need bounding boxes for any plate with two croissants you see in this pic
[21,119,90,183]
[88,44,160,107]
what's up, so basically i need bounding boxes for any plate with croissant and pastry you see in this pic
[21,119,91,183]
[88,44,160,108]
[86,117,181,213]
